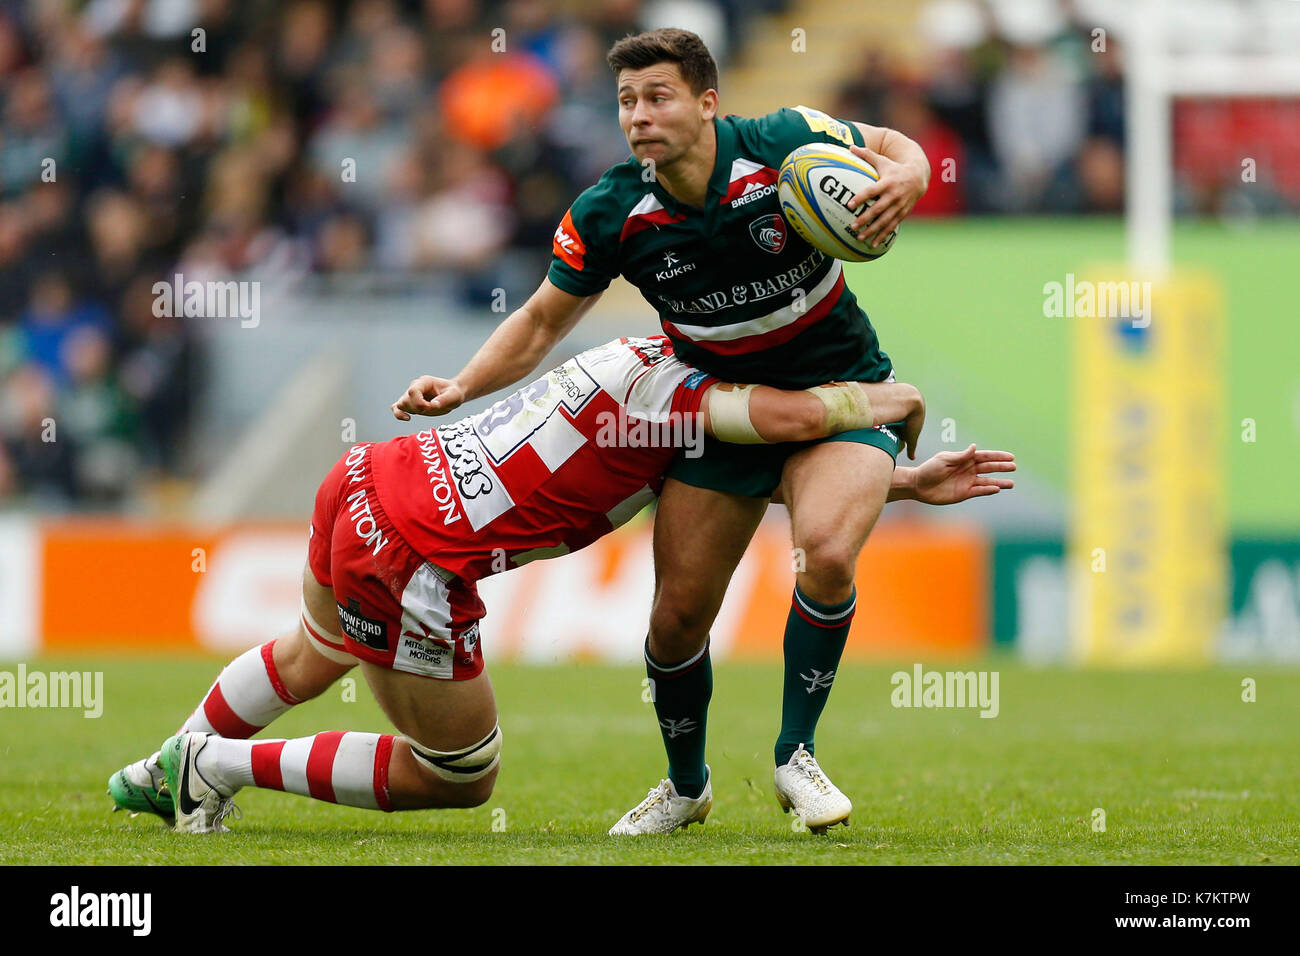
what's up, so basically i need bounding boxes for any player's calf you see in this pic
[163,729,404,832]
[159,727,502,832]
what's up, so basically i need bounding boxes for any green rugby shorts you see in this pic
[668,421,905,498]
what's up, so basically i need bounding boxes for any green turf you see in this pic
[2,656,1297,864]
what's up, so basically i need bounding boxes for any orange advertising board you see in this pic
[41,522,214,651]
[27,516,988,660]
[730,519,988,659]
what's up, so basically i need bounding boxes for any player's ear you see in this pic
[699,88,718,120]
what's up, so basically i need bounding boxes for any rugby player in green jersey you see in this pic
[401,28,983,834]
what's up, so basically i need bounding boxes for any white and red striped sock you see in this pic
[203,732,395,811]
[181,641,301,737]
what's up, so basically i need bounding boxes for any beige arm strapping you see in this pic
[809,381,874,433]
[709,381,875,444]
[708,384,765,443]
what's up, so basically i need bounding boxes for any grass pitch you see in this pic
[1,655,1297,865]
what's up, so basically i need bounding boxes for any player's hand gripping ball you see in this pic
[778,143,899,262]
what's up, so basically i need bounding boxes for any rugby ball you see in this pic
[777,143,898,262]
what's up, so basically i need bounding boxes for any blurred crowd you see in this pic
[1,0,1294,509]
[836,0,1300,217]
[834,0,1127,216]
[0,0,776,508]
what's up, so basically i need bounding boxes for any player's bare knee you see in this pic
[275,626,351,699]
[404,723,502,808]
[797,536,859,601]
[650,585,715,640]
[648,603,710,661]
[648,600,688,640]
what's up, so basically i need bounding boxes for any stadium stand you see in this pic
[0,0,1295,509]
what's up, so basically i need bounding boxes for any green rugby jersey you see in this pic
[547,105,892,389]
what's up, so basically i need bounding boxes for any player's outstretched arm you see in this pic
[392,279,601,420]
[701,380,925,458]
[888,444,1016,505]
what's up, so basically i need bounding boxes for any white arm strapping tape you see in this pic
[708,384,764,443]
[709,381,875,444]
[810,382,875,434]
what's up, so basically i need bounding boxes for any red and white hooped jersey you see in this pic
[370,336,719,582]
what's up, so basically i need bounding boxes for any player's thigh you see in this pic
[782,441,894,591]
[275,460,360,692]
[650,477,768,646]
[279,564,356,686]
[359,661,498,753]
[301,562,342,639]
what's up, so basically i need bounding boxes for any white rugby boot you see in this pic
[609,767,713,835]
[774,744,852,833]
[158,732,241,834]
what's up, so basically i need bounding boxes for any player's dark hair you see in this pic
[607,28,719,96]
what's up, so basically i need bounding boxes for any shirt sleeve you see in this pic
[546,188,618,297]
[731,105,867,168]
[623,350,719,422]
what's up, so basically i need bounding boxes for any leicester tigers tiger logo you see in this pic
[749,213,787,254]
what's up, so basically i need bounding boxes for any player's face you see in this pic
[617,64,713,169]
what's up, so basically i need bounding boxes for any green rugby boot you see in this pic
[108,752,175,822]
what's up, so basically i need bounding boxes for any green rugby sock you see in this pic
[775,586,855,766]
[645,637,712,799]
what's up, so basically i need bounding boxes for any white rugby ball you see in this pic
[777,143,898,262]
